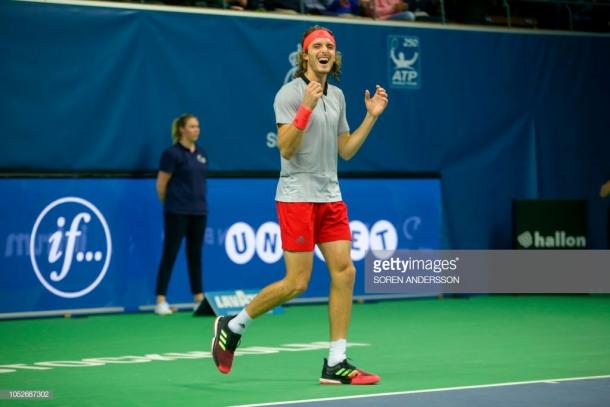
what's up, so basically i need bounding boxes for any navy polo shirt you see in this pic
[159,143,208,215]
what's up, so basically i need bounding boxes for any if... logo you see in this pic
[29,197,112,298]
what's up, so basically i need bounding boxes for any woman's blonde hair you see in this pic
[294,25,342,81]
[171,113,197,144]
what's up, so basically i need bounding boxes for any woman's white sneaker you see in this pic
[155,301,173,316]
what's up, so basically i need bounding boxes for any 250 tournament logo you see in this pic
[29,197,112,298]
[388,35,421,89]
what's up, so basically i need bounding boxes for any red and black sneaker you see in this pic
[319,358,380,385]
[211,316,241,374]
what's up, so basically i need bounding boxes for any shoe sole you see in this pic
[319,376,381,385]
[154,309,173,316]
[211,317,231,374]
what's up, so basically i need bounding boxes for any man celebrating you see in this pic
[211,25,388,385]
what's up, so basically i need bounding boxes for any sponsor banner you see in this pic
[365,250,610,294]
[203,289,283,316]
[513,200,587,249]
[0,178,440,316]
[29,197,112,299]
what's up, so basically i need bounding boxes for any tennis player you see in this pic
[212,25,388,385]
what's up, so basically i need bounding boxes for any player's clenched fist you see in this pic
[302,81,324,110]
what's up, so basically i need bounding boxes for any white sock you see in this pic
[327,339,347,367]
[228,309,252,335]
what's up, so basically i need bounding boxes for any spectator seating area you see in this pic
[117,0,610,32]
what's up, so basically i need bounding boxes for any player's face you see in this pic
[305,38,336,75]
[180,118,200,142]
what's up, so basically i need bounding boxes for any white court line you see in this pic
[232,374,610,406]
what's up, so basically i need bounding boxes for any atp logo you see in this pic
[29,197,112,298]
[388,35,421,89]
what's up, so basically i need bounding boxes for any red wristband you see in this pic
[292,105,312,130]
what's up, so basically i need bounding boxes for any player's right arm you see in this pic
[277,81,323,160]
[156,171,172,203]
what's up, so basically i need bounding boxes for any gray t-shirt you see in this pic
[274,76,350,202]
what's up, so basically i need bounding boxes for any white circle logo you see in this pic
[370,220,398,258]
[349,220,370,261]
[225,222,256,264]
[255,222,283,264]
[29,197,112,298]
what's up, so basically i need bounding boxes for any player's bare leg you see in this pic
[246,251,314,317]
[318,240,380,385]
[318,240,355,341]
[211,251,313,374]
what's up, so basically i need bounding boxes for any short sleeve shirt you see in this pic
[159,143,208,215]
[273,76,349,202]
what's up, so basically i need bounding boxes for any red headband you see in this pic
[302,29,336,51]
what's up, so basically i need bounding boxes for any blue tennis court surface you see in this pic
[236,375,610,407]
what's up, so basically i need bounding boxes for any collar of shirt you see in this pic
[300,75,328,96]
[176,142,198,153]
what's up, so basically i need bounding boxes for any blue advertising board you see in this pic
[0,178,440,318]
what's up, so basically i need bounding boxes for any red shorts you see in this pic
[276,201,352,251]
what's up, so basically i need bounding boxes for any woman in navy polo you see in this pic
[154,113,208,315]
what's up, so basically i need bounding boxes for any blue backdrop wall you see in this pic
[0,178,441,315]
[1,0,609,249]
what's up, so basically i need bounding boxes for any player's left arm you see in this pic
[338,85,388,161]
